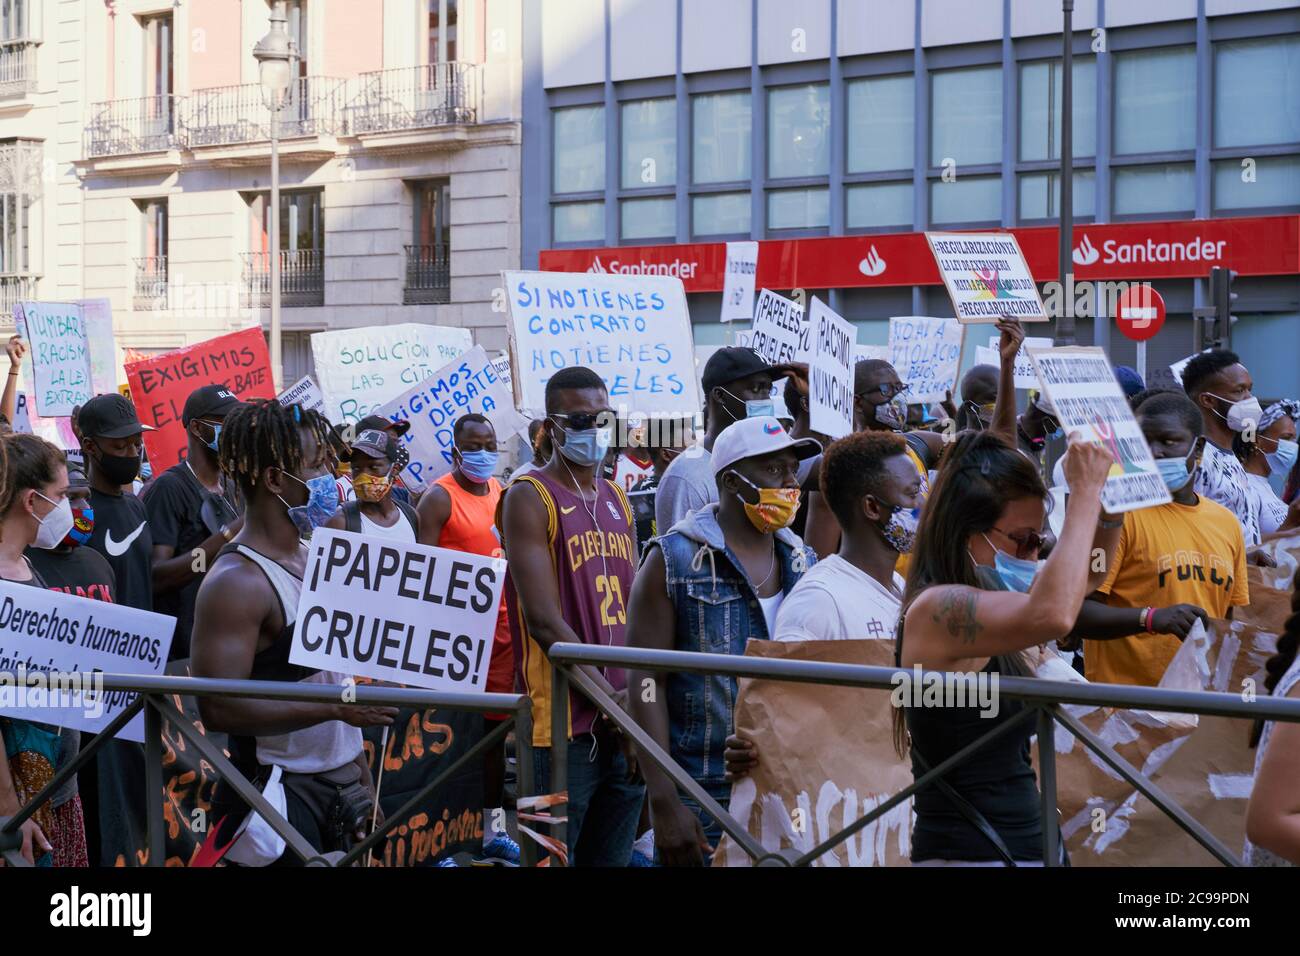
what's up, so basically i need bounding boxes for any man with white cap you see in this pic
[625,416,820,866]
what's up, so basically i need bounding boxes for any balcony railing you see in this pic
[186,76,345,149]
[85,95,184,158]
[403,243,450,304]
[0,40,36,98]
[346,63,478,135]
[241,249,324,308]
[133,256,168,310]
[0,274,37,324]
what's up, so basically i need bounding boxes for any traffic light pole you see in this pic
[1056,0,1076,347]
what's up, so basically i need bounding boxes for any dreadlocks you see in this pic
[219,400,333,495]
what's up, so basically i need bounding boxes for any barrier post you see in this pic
[144,696,166,867]
[550,662,569,864]
[1038,707,1060,867]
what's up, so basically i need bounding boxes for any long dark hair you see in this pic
[1250,567,1300,748]
[893,431,1049,755]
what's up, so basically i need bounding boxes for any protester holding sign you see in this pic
[499,366,643,866]
[325,428,418,542]
[192,401,395,866]
[142,385,246,660]
[627,416,819,865]
[417,413,520,866]
[2,335,25,430]
[956,364,998,432]
[335,416,415,508]
[1237,400,1300,536]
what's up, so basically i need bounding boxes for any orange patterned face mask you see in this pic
[352,470,393,503]
[732,472,800,533]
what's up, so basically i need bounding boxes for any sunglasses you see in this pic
[869,382,910,400]
[551,412,611,432]
[992,525,1047,558]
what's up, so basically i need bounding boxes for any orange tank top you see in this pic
[433,471,504,559]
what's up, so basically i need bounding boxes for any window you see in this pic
[847,182,913,229]
[847,75,913,173]
[248,189,324,254]
[142,12,173,98]
[408,179,451,304]
[1214,156,1300,211]
[553,202,604,244]
[0,191,29,274]
[413,179,450,248]
[931,65,1001,167]
[692,192,750,237]
[1114,47,1195,155]
[139,198,167,262]
[1,0,29,41]
[1214,36,1300,148]
[621,98,675,189]
[621,197,674,240]
[768,187,829,230]
[768,84,830,179]
[1020,58,1096,161]
[930,175,1000,224]
[429,0,458,64]
[553,105,605,194]
[245,189,325,306]
[134,199,168,308]
[287,0,308,76]
[1018,171,1095,220]
[1113,163,1195,216]
[693,91,751,184]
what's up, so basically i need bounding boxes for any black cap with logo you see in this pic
[701,347,797,394]
[78,393,153,440]
[182,384,245,426]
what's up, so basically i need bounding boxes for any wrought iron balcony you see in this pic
[347,63,477,135]
[0,273,37,324]
[0,39,36,98]
[84,95,185,158]
[403,243,450,304]
[133,256,168,310]
[240,249,324,308]
[186,77,345,149]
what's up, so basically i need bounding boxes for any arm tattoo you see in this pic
[931,587,983,646]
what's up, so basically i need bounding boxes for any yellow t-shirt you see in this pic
[894,441,931,582]
[1087,496,1249,687]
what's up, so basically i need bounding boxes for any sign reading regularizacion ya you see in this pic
[926,231,1050,324]
[291,529,506,694]
[504,270,700,418]
[1030,347,1171,514]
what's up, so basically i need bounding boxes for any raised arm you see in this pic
[1,335,25,426]
[990,317,1024,447]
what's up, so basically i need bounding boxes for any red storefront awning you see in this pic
[539,215,1300,292]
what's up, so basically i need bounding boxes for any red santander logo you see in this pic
[1114,284,1166,342]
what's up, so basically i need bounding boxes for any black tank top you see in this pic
[900,567,1044,862]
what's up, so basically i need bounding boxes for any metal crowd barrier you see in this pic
[0,673,535,869]
[546,643,1300,867]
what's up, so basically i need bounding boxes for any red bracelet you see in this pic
[1144,607,1157,633]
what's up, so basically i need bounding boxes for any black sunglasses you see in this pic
[551,412,609,432]
[992,525,1047,558]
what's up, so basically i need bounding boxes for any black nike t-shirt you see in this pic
[87,489,154,616]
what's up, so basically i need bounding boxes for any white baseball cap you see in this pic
[711,416,822,476]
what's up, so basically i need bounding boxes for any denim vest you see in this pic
[655,505,815,785]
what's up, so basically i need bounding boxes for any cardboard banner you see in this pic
[925,231,1050,323]
[504,270,699,418]
[808,297,856,439]
[1029,347,1171,513]
[720,241,759,322]
[15,301,95,417]
[749,289,810,365]
[311,323,473,426]
[376,345,529,492]
[291,529,506,693]
[0,581,175,741]
[888,316,965,404]
[125,327,277,470]
[276,374,326,414]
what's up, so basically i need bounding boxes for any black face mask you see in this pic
[91,444,141,486]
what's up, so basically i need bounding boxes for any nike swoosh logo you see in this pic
[560,505,576,515]
[105,523,146,557]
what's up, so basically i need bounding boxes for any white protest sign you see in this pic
[986,334,1055,389]
[888,316,965,404]
[15,302,94,418]
[77,298,119,394]
[0,582,175,741]
[925,232,1050,324]
[376,345,528,492]
[291,528,505,693]
[720,241,759,322]
[14,392,81,457]
[749,289,809,365]
[808,298,857,439]
[1169,349,1211,385]
[277,374,326,414]
[1029,347,1171,513]
[491,352,512,387]
[504,270,700,418]
[855,344,889,364]
[311,323,472,425]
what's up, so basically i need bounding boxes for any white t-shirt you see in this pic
[772,554,904,642]
[758,591,784,637]
[1248,472,1289,535]
[359,508,416,542]
[1195,442,1262,546]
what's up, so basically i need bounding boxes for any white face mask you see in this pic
[33,492,75,550]
[1206,393,1263,433]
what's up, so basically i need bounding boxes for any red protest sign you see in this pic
[125,327,275,469]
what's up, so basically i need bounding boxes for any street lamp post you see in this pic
[253,1,298,391]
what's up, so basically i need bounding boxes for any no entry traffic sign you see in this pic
[1115,284,1166,342]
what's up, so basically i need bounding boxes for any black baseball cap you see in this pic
[351,428,398,463]
[338,415,410,445]
[78,393,153,440]
[702,347,795,394]
[182,384,245,425]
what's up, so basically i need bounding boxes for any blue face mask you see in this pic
[983,534,1040,593]
[745,398,776,419]
[280,472,339,536]
[1155,455,1192,492]
[456,446,499,484]
[555,423,610,468]
[198,420,222,453]
[1266,439,1299,477]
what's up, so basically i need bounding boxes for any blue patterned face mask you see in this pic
[279,472,339,536]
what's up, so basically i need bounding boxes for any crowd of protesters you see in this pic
[1,320,1298,870]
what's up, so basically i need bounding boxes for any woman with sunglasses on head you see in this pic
[1234,399,1300,539]
[894,429,1119,866]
